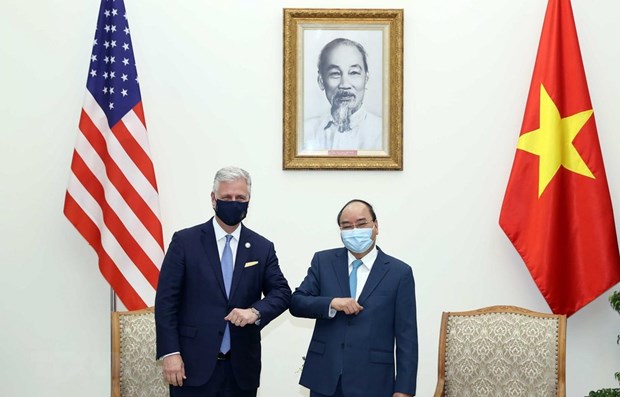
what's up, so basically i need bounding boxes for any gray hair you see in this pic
[318,38,369,76]
[212,166,252,196]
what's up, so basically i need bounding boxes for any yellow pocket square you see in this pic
[244,261,259,268]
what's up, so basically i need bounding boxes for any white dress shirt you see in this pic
[213,218,241,266]
[347,247,377,301]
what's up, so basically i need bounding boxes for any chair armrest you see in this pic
[433,378,445,397]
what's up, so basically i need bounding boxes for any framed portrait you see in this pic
[283,8,403,170]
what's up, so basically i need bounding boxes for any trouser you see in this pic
[170,358,257,397]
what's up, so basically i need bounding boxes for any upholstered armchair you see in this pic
[111,307,169,397]
[433,305,566,397]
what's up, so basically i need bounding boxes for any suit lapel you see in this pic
[358,248,390,305]
[229,224,250,300]
[201,219,227,297]
[332,248,350,297]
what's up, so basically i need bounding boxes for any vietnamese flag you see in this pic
[500,0,620,316]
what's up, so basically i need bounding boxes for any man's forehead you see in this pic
[342,202,371,218]
[325,44,364,64]
[216,179,249,193]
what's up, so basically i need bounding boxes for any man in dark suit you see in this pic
[155,166,291,397]
[290,199,418,397]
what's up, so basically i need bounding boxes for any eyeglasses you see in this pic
[339,219,374,231]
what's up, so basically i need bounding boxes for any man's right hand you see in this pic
[330,297,363,315]
[162,354,186,386]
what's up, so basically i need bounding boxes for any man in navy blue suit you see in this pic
[290,199,418,397]
[155,166,291,397]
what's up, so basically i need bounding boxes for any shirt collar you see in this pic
[347,245,378,270]
[213,217,242,241]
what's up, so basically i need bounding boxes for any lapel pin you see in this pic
[245,242,251,248]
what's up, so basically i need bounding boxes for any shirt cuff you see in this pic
[328,306,336,318]
[160,352,180,360]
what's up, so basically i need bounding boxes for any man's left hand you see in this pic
[393,393,413,397]
[225,308,259,327]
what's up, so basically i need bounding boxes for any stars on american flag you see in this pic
[86,0,140,127]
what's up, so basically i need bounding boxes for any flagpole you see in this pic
[110,288,117,312]
[109,287,116,397]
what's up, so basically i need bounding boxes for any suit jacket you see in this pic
[155,218,291,390]
[290,247,418,397]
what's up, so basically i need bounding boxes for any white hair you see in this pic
[212,166,252,196]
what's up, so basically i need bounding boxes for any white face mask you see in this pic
[340,227,374,254]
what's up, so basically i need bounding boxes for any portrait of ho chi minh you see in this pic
[303,38,383,152]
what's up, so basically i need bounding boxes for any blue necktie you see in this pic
[220,234,233,353]
[350,259,363,299]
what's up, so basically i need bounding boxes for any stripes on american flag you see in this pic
[65,0,164,310]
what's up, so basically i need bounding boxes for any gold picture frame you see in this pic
[283,8,403,170]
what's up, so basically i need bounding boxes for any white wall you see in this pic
[2,0,620,396]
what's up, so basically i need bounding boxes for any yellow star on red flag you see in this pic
[517,84,594,197]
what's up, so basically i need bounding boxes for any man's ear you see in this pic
[317,73,325,91]
[211,191,217,209]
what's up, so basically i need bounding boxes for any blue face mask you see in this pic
[215,200,248,226]
[341,227,375,254]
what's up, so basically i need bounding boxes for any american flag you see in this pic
[64,0,164,310]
